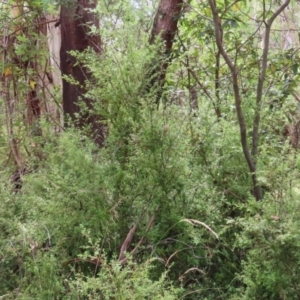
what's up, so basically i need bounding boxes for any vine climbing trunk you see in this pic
[60,0,105,146]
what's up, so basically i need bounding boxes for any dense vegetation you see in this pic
[1,0,300,299]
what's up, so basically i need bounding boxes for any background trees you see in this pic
[1,0,300,299]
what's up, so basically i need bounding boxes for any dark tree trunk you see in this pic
[60,0,105,146]
[147,0,184,101]
[149,0,183,51]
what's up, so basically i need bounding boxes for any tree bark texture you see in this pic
[60,0,105,146]
[147,0,183,99]
[44,13,63,132]
[149,0,183,50]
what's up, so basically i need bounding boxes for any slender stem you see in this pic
[208,0,262,199]
[215,50,222,119]
[252,0,290,159]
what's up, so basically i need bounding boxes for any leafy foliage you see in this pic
[1,0,300,299]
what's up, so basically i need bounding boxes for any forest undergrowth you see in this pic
[2,0,300,299]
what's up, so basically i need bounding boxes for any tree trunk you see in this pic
[60,0,105,146]
[147,0,183,102]
[44,13,63,132]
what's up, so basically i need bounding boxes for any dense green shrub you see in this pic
[2,1,300,299]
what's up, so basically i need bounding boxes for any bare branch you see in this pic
[118,224,138,263]
[119,212,156,266]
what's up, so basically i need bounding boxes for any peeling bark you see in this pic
[44,13,63,132]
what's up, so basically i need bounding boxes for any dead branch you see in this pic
[119,212,156,266]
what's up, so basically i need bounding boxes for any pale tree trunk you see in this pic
[46,15,62,88]
[44,13,63,132]
[277,2,300,147]
[273,1,300,50]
